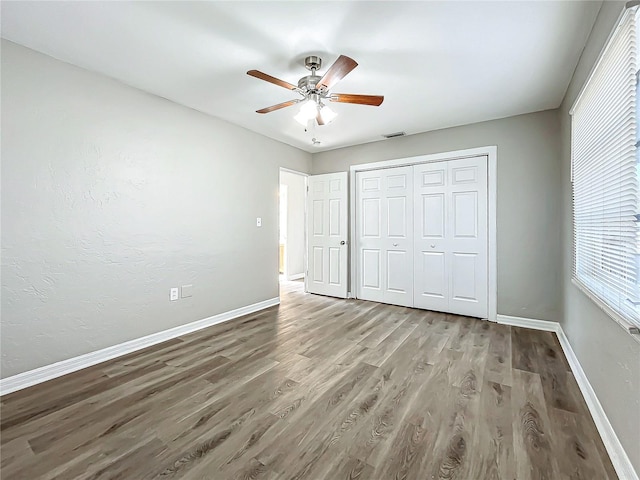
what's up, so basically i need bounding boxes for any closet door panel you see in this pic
[422,193,445,238]
[451,252,478,301]
[414,162,449,312]
[362,249,381,289]
[447,157,488,318]
[356,166,413,306]
[418,250,447,299]
[452,191,478,238]
[357,171,384,302]
[382,166,413,306]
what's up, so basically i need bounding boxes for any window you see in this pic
[571,6,640,331]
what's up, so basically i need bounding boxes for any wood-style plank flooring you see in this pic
[1,280,617,479]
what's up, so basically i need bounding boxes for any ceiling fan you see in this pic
[247,55,384,126]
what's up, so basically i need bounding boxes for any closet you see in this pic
[355,156,488,319]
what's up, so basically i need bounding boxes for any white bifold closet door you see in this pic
[414,157,488,318]
[356,166,414,307]
[355,156,488,319]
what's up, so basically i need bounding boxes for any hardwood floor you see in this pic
[1,280,617,479]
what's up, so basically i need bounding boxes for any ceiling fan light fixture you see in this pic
[319,105,337,124]
[294,109,311,126]
[294,98,322,126]
[299,99,318,119]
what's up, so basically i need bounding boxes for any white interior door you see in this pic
[306,172,348,298]
[414,156,488,318]
[356,166,414,307]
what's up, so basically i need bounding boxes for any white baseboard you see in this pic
[497,314,639,480]
[555,328,639,480]
[496,314,561,333]
[287,273,305,281]
[0,297,280,396]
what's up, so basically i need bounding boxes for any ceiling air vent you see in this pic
[382,131,405,139]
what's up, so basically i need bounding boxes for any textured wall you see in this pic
[312,110,563,322]
[558,2,640,473]
[0,41,311,378]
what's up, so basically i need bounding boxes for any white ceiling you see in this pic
[1,1,601,153]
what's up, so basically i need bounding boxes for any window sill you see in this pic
[571,278,640,344]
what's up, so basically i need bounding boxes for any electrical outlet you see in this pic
[170,288,179,301]
[256,217,262,227]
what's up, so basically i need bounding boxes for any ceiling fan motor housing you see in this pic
[304,55,322,71]
[298,75,322,93]
[299,56,326,94]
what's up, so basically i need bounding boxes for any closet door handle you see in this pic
[430,244,436,248]
[392,243,399,247]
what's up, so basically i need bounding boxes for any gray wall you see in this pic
[558,2,640,473]
[313,110,563,322]
[0,41,312,378]
[280,171,306,279]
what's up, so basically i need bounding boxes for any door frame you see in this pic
[349,146,497,321]
[279,183,288,277]
[279,167,309,286]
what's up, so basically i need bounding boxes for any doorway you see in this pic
[279,169,308,287]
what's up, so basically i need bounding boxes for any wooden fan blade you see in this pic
[317,55,358,91]
[330,93,384,106]
[316,110,325,126]
[247,70,297,90]
[256,100,299,114]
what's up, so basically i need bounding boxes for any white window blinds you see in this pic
[571,6,640,330]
